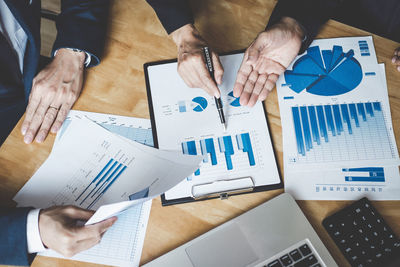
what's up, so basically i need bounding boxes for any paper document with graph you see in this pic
[276,36,400,200]
[145,52,281,204]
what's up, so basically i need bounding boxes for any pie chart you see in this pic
[192,96,208,112]
[284,45,363,96]
[228,91,241,107]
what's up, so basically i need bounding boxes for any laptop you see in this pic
[143,193,338,267]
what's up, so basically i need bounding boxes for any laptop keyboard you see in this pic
[255,240,323,267]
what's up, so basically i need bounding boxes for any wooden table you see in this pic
[1,0,399,266]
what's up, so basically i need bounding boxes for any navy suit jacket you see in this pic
[268,0,400,53]
[0,0,109,265]
[0,0,110,145]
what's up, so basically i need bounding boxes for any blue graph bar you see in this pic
[345,176,385,182]
[75,158,114,202]
[236,133,255,166]
[300,106,312,151]
[373,102,381,111]
[88,165,127,209]
[316,106,328,142]
[332,105,343,134]
[91,163,123,197]
[292,107,305,155]
[218,136,234,170]
[324,105,336,136]
[308,106,320,145]
[80,160,119,205]
[178,101,186,113]
[182,140,200,176]
[357,103,366,121]
[200,138,217,165]
[365,102,374,117]
[342,167,385,182]
[349,103,359,127]
[340,104,352,134]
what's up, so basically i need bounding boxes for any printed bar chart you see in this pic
[74,158,127,209]
[343,167,385,182]
[181,132,257,178]
[182,141,200,176]
[236,133,255,166]
[291,102,395,162]
[218,136,234,170]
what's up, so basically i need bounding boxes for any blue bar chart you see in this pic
[181,132,257,179]
[291,101,395,162]
[343,167,385,182]
[74,158,128,209]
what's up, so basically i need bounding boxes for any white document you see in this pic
[14,117,203,210]
[146,52,281,201]
[276,36,400,200]
[24,111,158,266]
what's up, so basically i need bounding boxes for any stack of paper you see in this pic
[276,36,400,200]
[14,111,203,266]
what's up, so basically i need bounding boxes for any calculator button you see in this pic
[293,254,317,267]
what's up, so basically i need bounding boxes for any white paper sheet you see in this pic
[147,52,281,201]
[276,36,400,200]
[26,111,157,266]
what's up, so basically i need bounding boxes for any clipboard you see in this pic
[144,50,283,206]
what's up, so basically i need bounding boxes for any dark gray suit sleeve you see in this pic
[146,0,194,34]
[267,0,342,53]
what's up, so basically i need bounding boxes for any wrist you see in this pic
[55,48,86,66]
[277,17,305,43]
[170,24,205,48]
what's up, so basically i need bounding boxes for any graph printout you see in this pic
[276,37,400,200]
[32,112,154,266]
[146,52,281,202]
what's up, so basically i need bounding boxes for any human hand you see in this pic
[171,24,224,98]
[21,48,85,144]
[392,47,400,72]
[233,17,304,107]
[39,205,117,257]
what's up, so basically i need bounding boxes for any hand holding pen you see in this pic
[170,24,224,98]
[203,47,227,131]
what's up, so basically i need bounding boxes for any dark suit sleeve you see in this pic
[267,0,342,53]
[146,0,194,34]
[52,0,111,67]
[0,207,35,266]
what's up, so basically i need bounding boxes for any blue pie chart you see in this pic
[192,96,208,112]
[284,45,363,96]
[228,91,241,107]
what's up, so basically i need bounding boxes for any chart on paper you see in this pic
[289,101,397,164]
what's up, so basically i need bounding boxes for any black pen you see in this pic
[203,47,227,131]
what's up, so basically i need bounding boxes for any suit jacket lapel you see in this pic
[3,0,40,102]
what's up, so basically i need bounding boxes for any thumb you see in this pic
[212,52,224,85]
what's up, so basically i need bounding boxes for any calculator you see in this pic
[322,197,400,267]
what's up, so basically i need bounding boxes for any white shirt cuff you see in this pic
[26,209,47,253]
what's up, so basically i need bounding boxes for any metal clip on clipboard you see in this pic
[191,177,255,200]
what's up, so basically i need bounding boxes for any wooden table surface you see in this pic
[1,0,399,266]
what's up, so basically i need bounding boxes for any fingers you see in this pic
[74,216,117,241]
[259,74,279,102]
[233,52,253,98]
[392,48,400,72]
[62,205,95,221]
[177,48,222,98]
[240,70,259,106]
[212,51,224,85]
[247,74,267,107]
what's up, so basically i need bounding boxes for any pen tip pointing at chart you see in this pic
[223,123,227,132]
